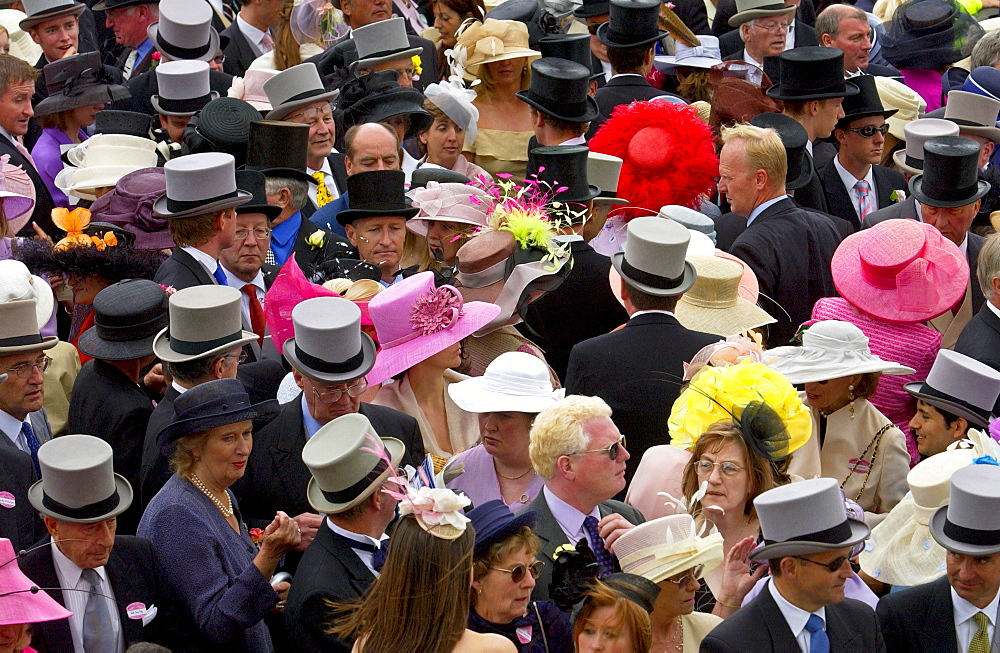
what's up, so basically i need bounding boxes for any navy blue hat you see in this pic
[157,378,279,449]
[468,499,537,557]
[963,66,1000,102]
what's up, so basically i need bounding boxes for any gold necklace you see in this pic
[190,473,234,518]
[494,459,533,481]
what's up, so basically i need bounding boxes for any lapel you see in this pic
[824,601,861,649]
[746,197,796,227]
[173,248,216,286]
[755,581,806,650]
[291,215,324,268]
[328,153,349,194]
[970,232,985,313]
[31,549,74,650]
[530,491,567,566]
[105,544,144,645]
[919,577,959,651]
[269,399,312,507]
[315,521,377,597]
[820,161,860,227]
[872,166,897,210]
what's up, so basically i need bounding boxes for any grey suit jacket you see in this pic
[0,409,52,452]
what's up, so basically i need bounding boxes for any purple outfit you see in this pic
[900,69,945,112]
[30,127,86,209]
[447,444,544,512]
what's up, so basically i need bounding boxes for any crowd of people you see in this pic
[1,0,1000,648]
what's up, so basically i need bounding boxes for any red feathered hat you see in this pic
[589,100,718,219]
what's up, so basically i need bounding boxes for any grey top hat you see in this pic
[28,434,132,523]
[729,0,795,27]
[892,118,959,175]
[152,285,259,363]
[752,477,870,560]
[351,17,421,72]
[660,205,716,244]
[904,350,1000,428]
[263,63,340,122]
[148,0,221,63]
[302,413,405,514]
[930,464,1000,556]
[942,90,1000,144]
[611,216,696,297]
[77,279,169,361]
[151,60,218,117]
[19,0,85,31]
[588,152,628,205]
[0,299,58,355]
[153,152,252,219]
[283,296,377,384]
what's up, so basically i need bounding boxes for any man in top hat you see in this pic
[721,0,796,68]
[718,0,818,60]
[285,413,406,651]
[701,478,883,652]
[718,122,841,345]
[934,90,1000,228]
[239,296,424,573]
[564,217,720,487]
[814,4,901,78]
[347,16,422,87]
[219,0,282,77]
[153,151,252,290]
[574,0,615,85]
[520,58,598,149]
[539,32,604,96]
[149,59,217,143]
[525,394,644,601]
[956,235,1000,413]
[877,464,1000,653]
[819,75,906,231]
[68,279,167,535]
[905,349,1000,458]
[96,0,160,80]
[20,434,176,652]
[520,145,627,382]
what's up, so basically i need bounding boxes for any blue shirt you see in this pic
[135,38,155,67]
[300,393,323,439]
[309,193,348,238]
[270,210,301,266]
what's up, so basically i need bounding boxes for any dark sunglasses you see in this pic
[490,560,543,583]
[842,124,890,138]
[574,435,627,461]
[792,555,851,573]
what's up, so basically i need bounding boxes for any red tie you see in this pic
[241,284,265,344]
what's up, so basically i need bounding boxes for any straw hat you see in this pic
[654,35,723,74]
[0,537,72,624]
[468,499,537,557]
[0,9,41,63]
[611,514,724,584]
[228,68,278,113]
[448,351,559,413]
[56,136,159,202]
[452,18,541,77]
[675,255,774,337]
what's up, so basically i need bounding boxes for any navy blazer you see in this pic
[876,576,957,653]
[819,160,907,231]
[956,304,1000,415]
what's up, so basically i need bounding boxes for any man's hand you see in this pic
[598,512,635,550]
[292,512,323,551]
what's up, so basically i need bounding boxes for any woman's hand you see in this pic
[292,512,323,551]
[31,223,53,246]
[714,536,766,617]
[261,511,301,557]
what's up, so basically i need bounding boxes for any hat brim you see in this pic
[473,509,538,557]
[151,325,260,363]
[728,4,795,27]
[77,327,158,361]
[751,518,870,560]
[593,195,629,205]
[365,301,502,385]
[837,108,899,130]
[266,89,340,122]
[611,253,696,297]
[516,91,600,124]
[237,202,282,221]
[767,347,916,384]
[284,331,377,385]
[653,54,722,74]
[466,50,541,77]
[574,1,609,17]
[621,533,725,583]
[353,46,423,71]
[150,90,219,117]
[56,164,151,201]
[857,496,947,587]
[19,2,85,30]
[148,22,221,63]
[337,206,420,227]
[248,165,318,186]
[675,295,775,337]
[908,175,990,209]
[954,123,1000,144]
[92,0,147,10]
[786,150,815,191]
[406,214,487,237]
[0,335,58,355]
[595,21,668,48]
[152,189,253,219]
[447,374,557,414]
[767,81,862,102]
[306,436,405,514]
[33,83,131,117]
[28,473,132,524]
[892,149,921,176]
[158,398,280,449]
[930,504,1000,556]
[903,381,991,428]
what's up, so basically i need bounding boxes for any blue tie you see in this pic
[334,532,390,571]
[805,614,829,653]
[583,515,615,578]
[212,262,228,286]
[21,421,40,477]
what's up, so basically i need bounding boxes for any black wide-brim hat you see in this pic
[574,0,611,18]
[157,378,280,450]
[34,79,130,118]
[881,0,984,71]
[597,0,668,48]
[347,87,433,140]
[766,47,861,101]
[77,278,169,361]
[750,111,814,191]
[337,169,420,226]
[908,135,990,209]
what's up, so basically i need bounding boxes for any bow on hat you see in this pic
[61,65,117,97]
[860,240,964,313]
[411,182,488,224]
[52,208,117,251]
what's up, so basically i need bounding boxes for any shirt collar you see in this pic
[960,233,969,258]
[0,410,24,448]
[988,299,1000,321]
[833,154,874,190]
[51,537,110,589]
[747,195,787,226]
[952,585,1000,627]
[236,15,267,47]
[180,245,219,278]
[171,381,188,395]
[768,578,826,639]
[543,485,600,543]
[307,157,333,177]
[630,309,675,319]
[327,519,387,547]
[300,392,324,438]
[135,38,154,62]
[0,125,16,145]
[223,265,265,294]
[270,210,302,248]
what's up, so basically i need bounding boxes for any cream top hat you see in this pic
[152,60,217,117]
[588,152,627,205]
[893,118,960,175]
[611,216,697,297]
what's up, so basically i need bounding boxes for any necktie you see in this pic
[261,31,275,52]
[582,515,614,577]
[805,614,830,653]
[212,262,228,286]
[312,172,333,207]
[241,284,265,345]
[13,138,33,167]
[264,249,275,266]
[81,568,115,653]
[122,49,138,79]
[334,532,390,571]
[970,612,991,653]
[854,180,872,219]
[21,421,40,477]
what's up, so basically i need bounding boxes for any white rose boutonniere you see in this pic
[890,189,906,204]
[306,229,326,250]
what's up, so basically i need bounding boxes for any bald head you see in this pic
[344,122,402,175]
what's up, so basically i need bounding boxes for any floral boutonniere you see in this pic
[249,527,264,549]
[890,189,906,204]
[150,51,161,69]
[306,229,326,250]
[553,543,576,557]
[411,54,422,82]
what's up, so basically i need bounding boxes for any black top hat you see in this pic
[34,52,130,117]
[529,146,601,203]
[766,47,860,102]
[340,71,432,141]
[909,135,991,208]
[77,278,169,361]
[597,0,668,49]
[484,0,559,49]
[750,112,814,191]
[244,120,316,186]
[837,75,898,128]
[517,59,599,124]
[539,33,603,81]
[575,0,611,18]
[337,170,420,226]
[92,0,155,11]
[409,167,470,189]
[157,378,279,449]
[94,110,152,138]
[235,170,281,221]
[881,0,984,70]
[190,97,262,168]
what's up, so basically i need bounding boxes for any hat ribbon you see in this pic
[155,32,212,61]
[294,343,366,375]
[918,382,992,419]
[620,257,685,290]
[860,253,945,313]
[944,516,1000,546]
[481,369,553,397]
[0,333,44,347]
[320,458,389,504]
[763,518,852,547]
[168,328,243,355]
[382,285,464,349]
[59,65,112,97]
[681,293,738,310]
[42,487,120,521]
[166,189,239,214]
[619,539,702,571]
[457,258,506,289]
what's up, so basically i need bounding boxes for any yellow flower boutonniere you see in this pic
[553,543,576,557]
[411,54,422,81]
[306,229,326,250]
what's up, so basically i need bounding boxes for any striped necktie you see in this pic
[854,180,872,219]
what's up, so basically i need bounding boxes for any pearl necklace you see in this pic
[190,473,233,518]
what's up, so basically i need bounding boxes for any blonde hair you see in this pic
[475,57,531,99]
[321,278,384,301]
[169,431,210,477]
[720,123,787,192]
[529,395,612,479]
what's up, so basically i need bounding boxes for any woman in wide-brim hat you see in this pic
[407,181,492,273]
[0,535,72,652]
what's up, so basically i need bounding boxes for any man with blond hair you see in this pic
[719,122,841,345]
[523,394,644,601]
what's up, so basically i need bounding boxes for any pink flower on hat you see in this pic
[410,285,463,336]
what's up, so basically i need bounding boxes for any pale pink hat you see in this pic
[406,182,492,237]
[0,154,36,235]
[366,271,500,385]
[228,68,279,113]
[831,218,968,324]
[0,537,73,625]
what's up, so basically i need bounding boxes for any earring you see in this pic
[847,384,855,421]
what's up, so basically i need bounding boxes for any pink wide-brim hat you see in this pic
[366,271,500,385]
[0,537,73,625]
[0,155,36,235]
[832,218,968,324]
[228,68,278,112]
[405,181,492,237]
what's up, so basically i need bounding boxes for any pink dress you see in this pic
[811,297,941,466]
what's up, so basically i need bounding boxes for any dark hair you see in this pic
[623,281,680,312]
[607,44,651,74]
[431,0,484,21]
[853,372,881,401]
[163,353,228,384]
[15,238,165,285]
[531,108,587,136]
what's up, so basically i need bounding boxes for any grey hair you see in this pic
[978,233,1000,299]
[264,176,309,212]
[972,31,1000,69]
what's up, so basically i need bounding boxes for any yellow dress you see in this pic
[463,129,533,180]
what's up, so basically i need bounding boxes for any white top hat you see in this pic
[153,152,252,219]
[893,118,960,175]
[152,60,218,117]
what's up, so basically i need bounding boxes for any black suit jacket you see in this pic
[0,134,57,238]
[861,194,919,227]
[729,197,842,346]
[956,304,1000,415]
[875,576,957,653]
[713,211,748,253]
[220,20,259,77]
[795,153,830,214]
[68,360,154,535]
[819,160,906,231]
[519,240,628,382]
[587,75,677,139]
[288,214,353,274]
[153,247,217,289]
[702,579,885,652]
[113,68,235,115]
[718,21,818,59]
[564,313,719,491]
[116,45,157,81]
[20,535,176,652]
[284,520,374,652]
[0,446,42,551]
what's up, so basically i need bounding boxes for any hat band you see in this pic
[156,34,212,60]
[764,518,852,547]
[95,311,169,342]
[905,153,924,169]
[481,371,551,398]
[459,258,507,289]
[682,293,738,309]
[169,328,243,355]
[943,516,1000,546]
[919,383,992,422]
[280,88,329,107]
[620,258,685,290]
[155,93,213,115]
[0,333,44,347]
[948,117,990,129]
[357,46,413,64]
[295,343,365,375]
[166,189,238,214]
[320,458,388,504]
[42,487,120,520]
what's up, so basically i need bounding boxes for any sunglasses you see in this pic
[792,555,851,573]
[573,435,627,461]
[842,124,890,138]
[490,560,543,583]
[664,564,705,586]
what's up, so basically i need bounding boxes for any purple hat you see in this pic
[405,182,492,238]
[365,271,500,385]
[89,167,173,251]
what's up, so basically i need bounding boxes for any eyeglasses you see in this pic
[792,555,851,573]
[752,19,789,33]
[696,459,744,477]
[573,435,626,461]
[663,564,705,586]
[311,378,368,403]
[212,54,226,64]
[234,228,272,241]
[288,103,336,127]
[224,352,249,365]
[842,124,890,138]
[3,356,52,379]
[490,560,543,583]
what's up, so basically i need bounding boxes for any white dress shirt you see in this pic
[768,578,826,653]
[307,155,341,207]
[222,267,266,328]
[327,519,390,577]
[179,245,222,282]
[740,51,765,86]
[988,298,1000,321]
[832,155,877,217]
[0,410,31,453]
[952,585,1000,653]
[784,19,796,51]
[237,15,270,55]
[51,540,124,653]
[601,60,612,83]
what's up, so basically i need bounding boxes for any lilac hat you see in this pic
[406,182,492,237]
[89,168,173,251]
[0,155,36,235]
[365,271,500,385]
